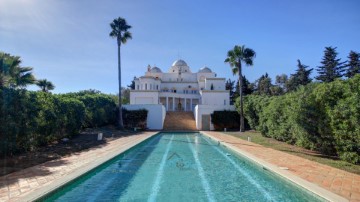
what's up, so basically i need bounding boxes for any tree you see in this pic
[0,52,35,88]
[121,87,130,104]
[316,47,346,82]
[287,59,313,91]
[128,76,136,90]
[237,75,253,96]
[225,45,256,132]
[255,73,272,95]
[109,17,132,129]
[345,51,360,78]
[36,79,55,92]
[275,74,288,93]
[225,79,236,104]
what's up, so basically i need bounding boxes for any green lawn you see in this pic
[225,131,360,175]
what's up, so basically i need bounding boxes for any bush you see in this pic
[240,75,360,164]
[241,95,270,132]
[0,88,117,156]
[211,110,242,130]
[61,92,116,128]
[123,109,148,129]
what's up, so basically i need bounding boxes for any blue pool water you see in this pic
[40,133,325,201]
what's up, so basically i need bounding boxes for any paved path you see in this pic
[0,132,157,202]
[203,131,360,202]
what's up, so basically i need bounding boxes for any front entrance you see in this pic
[201,114,210,130]
[160,97,199,112]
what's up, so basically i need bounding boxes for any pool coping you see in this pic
[201,131,348,202]
[20,132,159,202]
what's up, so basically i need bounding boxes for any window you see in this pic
[150,84,152,90]
[137,85,139,90]
[224,100,226,105]
[156,85,159,90]
[145,83,147,90]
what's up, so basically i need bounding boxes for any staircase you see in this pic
[163,111,198,131]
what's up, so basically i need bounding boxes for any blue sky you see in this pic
[1,0,359,94]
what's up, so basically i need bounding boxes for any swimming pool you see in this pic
[39,133,325,201]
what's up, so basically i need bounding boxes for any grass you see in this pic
[225,130,360,175]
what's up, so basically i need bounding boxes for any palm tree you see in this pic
[0,52,35,88]
[109,17,132,129]
[225,45,256,132]
[36,79,55,92]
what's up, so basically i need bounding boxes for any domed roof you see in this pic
[198,66,212,73]
[150,66,162,73]
[169,59,191,73]
[172,59,188,67]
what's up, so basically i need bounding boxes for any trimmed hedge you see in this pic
[0,89,148,156]
[240,74,360,164]
[0,89,86,155]
[210,110,240,131]
[123,109,148,129]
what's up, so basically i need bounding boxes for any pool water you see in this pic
[40,133,325,201]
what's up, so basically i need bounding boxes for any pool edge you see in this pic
[20,132,160,202]
[201,131,348,202]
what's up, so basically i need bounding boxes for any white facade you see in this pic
[130,59,235,130]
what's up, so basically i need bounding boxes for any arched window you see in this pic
[145,83,148,90]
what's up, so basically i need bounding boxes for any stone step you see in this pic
[163,111,198,131]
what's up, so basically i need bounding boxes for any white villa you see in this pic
[125,59,235,130]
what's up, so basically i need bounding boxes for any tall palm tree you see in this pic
[109,17,132,129]
[36,79,55,92]
[225,45,256,132]
[0,52,35,88]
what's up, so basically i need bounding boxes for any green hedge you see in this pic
[210,110,241,130]
[240,74,360,164]
[0,89,120,156]
[61,93,117,128]
[123,109,148,129]
[0,89,88,155]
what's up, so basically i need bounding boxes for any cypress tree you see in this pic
[316,46,346,82]
[345,51,360,78]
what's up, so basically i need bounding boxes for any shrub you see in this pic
[61,92,117,128]
[210,110,241,130]
[240,75,360,164]
[123,109,148,129]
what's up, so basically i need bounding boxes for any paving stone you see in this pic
[204,131,360,201]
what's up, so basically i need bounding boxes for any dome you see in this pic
[198,66,212,73]
[169,59,191,73]
[172,59,188,67]
[150,66,162,73]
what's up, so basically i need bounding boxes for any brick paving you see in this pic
[204,131,360,202]
[0,132,157,202]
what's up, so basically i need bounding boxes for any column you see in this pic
[166,97,168,111]
[190,98,193,111]
[184,98,187,111]
[173,97,175,111]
